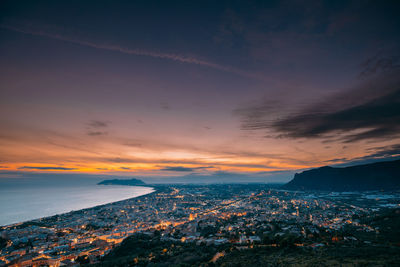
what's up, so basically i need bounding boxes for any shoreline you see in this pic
[1,185,156,228]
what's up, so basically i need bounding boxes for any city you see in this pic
[1,185,399,266]
[2,0,400,266]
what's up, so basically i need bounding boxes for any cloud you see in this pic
[87,120,109,128]
[273,88,400,143]
[86,120,109,136]
[19,166,77,170]
[359,55,400,78]
[160,166,214,172]
[161,166,197,172]
[323,158,348,163]
[119,167,131,170]
[327,144,400,167]
[87,131,107,136]
[123,142,142,147]
[102,157,138,163]
[98,146,305,170]
[235,58,400,143]
[233,100,280,130]
[160,102,170,110]
[0,21,260,80]
[359,144,400,160]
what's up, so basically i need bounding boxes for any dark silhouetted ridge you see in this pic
[283,159,400,191]
[98,178,145,186]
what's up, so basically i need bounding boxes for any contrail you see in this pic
[1,22,260,79]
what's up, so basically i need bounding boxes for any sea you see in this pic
[0,176,154,226]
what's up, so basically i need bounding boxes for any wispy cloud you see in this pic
[87,120,109,128]
[235,57,400,143]
[160,166,195,172]
[87,131,107,136]
[160,166,213,172]
[119,167,131,170]
[0,21,259,79]
[19,166,77,170]
[86,120,109,136]
[359,144,400,161]
[325,144,400,166]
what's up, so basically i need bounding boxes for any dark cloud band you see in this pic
[19,166,77,170]
[236,63,400,143]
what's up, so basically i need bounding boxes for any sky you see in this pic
[0,0,399,182]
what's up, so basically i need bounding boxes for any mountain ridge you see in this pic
[98,178,146,186]
[282,159,400,191]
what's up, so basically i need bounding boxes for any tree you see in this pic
[76,255,90,265]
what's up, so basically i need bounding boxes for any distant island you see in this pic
[283,159,400,191]
[98,178,146,186]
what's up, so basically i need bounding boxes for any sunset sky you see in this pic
[1,0,399,182]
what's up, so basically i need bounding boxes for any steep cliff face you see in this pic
[283,160,400,191]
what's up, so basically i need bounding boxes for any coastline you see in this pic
[2,184,400,267]
[1,186,156,228]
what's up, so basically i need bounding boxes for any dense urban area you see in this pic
[1,184,400,266]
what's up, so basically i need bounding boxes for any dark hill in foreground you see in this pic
[98,178,146,186]
[283,159,400,191]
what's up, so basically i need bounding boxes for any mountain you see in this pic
[98,178,146,186]
[282,159,400,191]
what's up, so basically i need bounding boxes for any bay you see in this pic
[0,177,154,226]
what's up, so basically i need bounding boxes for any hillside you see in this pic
[283,159,400,191]
[95,209,400,267]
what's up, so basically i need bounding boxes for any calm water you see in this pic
[0,177,154,226]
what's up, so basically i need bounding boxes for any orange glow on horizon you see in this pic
[1,124,398,177]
